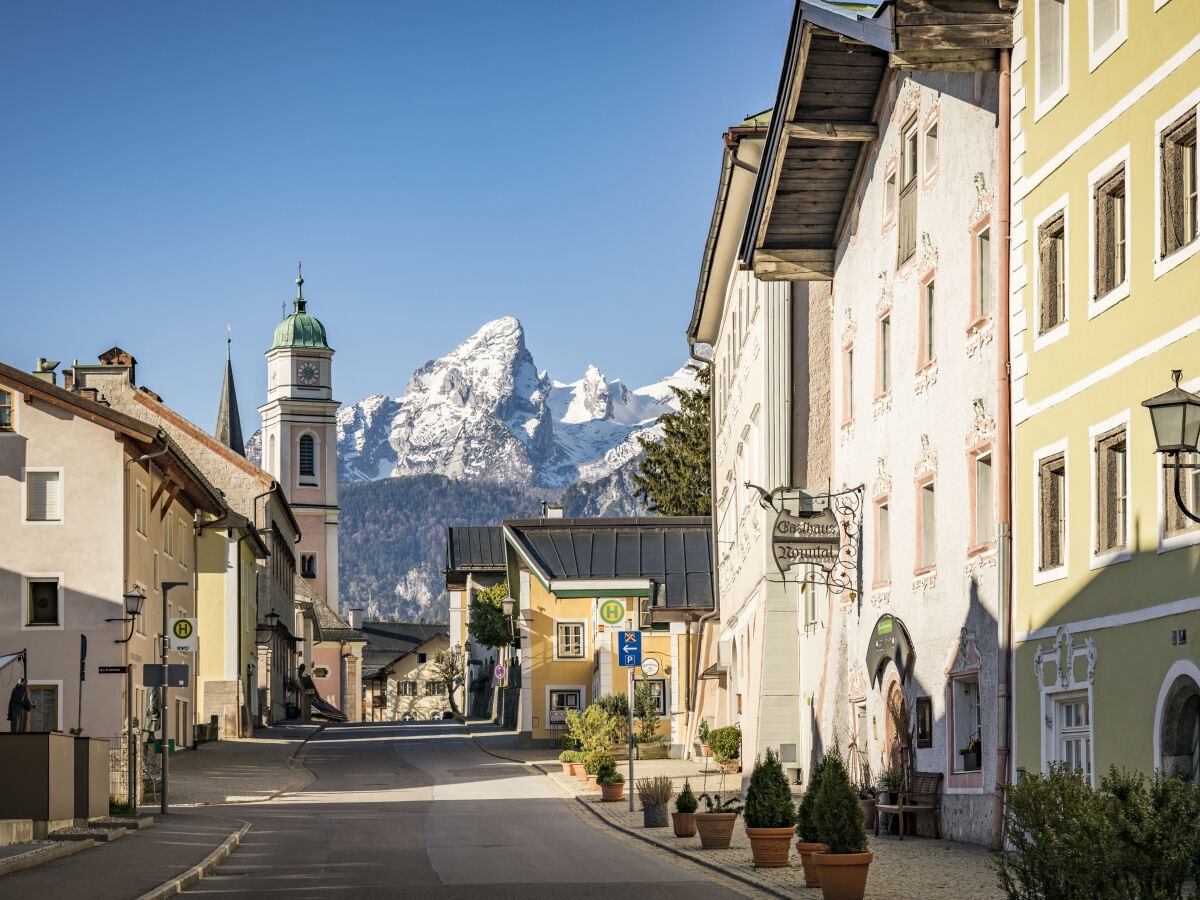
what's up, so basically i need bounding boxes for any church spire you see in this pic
[294,259,307,315]
[215,322,245,456]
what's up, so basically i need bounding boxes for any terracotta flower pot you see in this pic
[561,762,573,776]
[746,826,794,868]
[573,764,588,781]
[813,850,873,900]
[795,841,828,888]
[700,743,713,757]
[599,781,625,802]
[694,812,738,849]
[672,811,697,837]
[587,774,599,790]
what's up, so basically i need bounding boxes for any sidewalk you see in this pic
[0,722,321,900]
[464,717,1007,900]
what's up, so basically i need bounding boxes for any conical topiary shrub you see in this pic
[811,755,873,899]
[744,747,798,867]
[795,756,829,886]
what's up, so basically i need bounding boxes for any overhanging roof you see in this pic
[445,526,506,579]
[503,517,714,610]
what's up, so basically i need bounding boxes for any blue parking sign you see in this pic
[619,631,642,667]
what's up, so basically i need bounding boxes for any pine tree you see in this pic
[632,365,711,516]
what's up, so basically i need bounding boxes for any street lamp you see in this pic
[1143,370,1200,523]
[107,587,146,643]
[264,609,281,630]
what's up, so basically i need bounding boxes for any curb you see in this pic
[134,821,250,900]
[0,839,93,876]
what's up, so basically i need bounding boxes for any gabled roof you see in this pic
[359,622,449,679]
[445,526,506,580]
[503,517,713,609]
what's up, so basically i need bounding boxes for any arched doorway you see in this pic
[1159,673,1200,781]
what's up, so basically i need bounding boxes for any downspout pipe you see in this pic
[991,47,1014,852]
[687,339,719,750]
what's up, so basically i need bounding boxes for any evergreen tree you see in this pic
[632,365,711,516]
[467,581,514,649]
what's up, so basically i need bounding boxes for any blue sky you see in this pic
[1,2,791,434]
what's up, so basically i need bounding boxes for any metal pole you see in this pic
[126,665,135,811]
[628,656,635,813]
[160,581,186,815]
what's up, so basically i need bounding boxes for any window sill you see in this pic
[871,578,891,591]
[913,565,936,577]
[965,314,991,335]
[1159,526,1200,554]
[1089,547,1132,570]
[967,540,997,558]
[1033,564,1068,586]
[947,770,984,791]
[1033,321,1069,352]
[1088,281,1129,319]
[1155,236,1200,280]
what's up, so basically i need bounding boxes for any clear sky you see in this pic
[1,2,791,435]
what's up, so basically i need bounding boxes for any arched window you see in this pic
[299,435,315,480]
[268,435,276,473]
[1159,669,1200,782]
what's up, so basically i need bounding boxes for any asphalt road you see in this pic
[185,720,743,899]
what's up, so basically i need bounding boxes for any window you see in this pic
[1037,0,1067,108]
[1039,453,1068,571]
[398,681,417,696]
[1162,111,1198,257]
[27,685,58,733]
[975,226,992,319]
[842,344,854,423]
[164,513,174,558]
[1095,426,1128,554]
[951,675,982,772]
[27,579,59,627]
[878,316,891,395]
[299,435,316,481]
[417,653,427,664]
[1164,451,1200,537]
[1055,693,1092,776]
[918,480,936,570]
[974,452,995,547]
[920,278,936,367]
[25,471,61,522]
[884,169,897,221]
[1038,212,1067,335]
[1090,0,1125,64]
[923,120,939,180]
[899,118,919,263]
[136,483,148,536]
[0,389,12,432]
[425,681,446,696]
[300,554,317,579]
[177,518,189,567]
[1094,165,1127,299]
[556,621,585,659]
[635,679,667,716]
[875,501,891,584]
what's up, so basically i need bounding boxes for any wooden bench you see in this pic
[874,770,942,839]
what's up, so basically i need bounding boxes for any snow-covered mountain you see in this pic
[335,316,694,491]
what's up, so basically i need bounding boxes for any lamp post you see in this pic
[159,581,187,815]
[500,597,517,687]
[1142,370,1200,523]
[108,587,144,812]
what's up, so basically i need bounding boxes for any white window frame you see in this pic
[1155,93,1200,279]
[554,620,587,661]
[634,678,668,717]
[922,118,939,182]
[1088,0,1127,72]
[22,574,64,631]
[972,450,996,549]
[546,685,585,725]
[23,468,63,524]
[298,432,319,485]
[136,482,149,537]
[1035,0,1069,121]
[1088,146,1132,318]
[1052,690,1094,779]
[0,388,14,433]
[1089,410,1132,569]
[1036,627,1097,783]
[1033,439,1070,585]
[950,673,982,773]
[1033,196,1071,351]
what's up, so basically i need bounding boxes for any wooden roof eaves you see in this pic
[833,65,899,247]
[0,361,159,443]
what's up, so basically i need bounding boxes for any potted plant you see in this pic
[708,725,741,773]
[596,758,625,802]
[636,775,673,827]
[558,748,576,776]
[695,792,744,849]
[585,749,616,791]
[673,779,698,837]
[697,719,713,758]
[811,755,873,900]
[796,757,829,887]
[743,747,798,867]
[876,765,903,804]
[960,735,981,771]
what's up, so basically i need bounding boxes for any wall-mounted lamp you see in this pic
[107,587,146,643]
[1142,370,1200,523]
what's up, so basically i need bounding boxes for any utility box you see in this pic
[74,737,109,821]
[0,733,76,836]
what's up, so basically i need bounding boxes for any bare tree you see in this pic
[430,647,464,717]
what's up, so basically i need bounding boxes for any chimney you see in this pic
[30,358,60,386]
[349,608,363,630]
[546,505,564,519]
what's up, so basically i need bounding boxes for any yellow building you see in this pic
[501,515,713,750]
[1010,0,1200,780]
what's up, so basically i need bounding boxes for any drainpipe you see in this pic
[991,47,1014,852]
[688,338,719,752]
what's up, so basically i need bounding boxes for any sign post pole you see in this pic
[160,582,187,815]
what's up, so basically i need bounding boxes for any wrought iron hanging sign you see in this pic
[772,506,840,573]
[750,483,863,595]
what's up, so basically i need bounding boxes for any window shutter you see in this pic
[27,471,60,521]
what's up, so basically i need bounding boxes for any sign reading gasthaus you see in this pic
[772,507,841,575]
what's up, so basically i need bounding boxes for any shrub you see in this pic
[811,755,867,854]
[634,683,661,748]
[636,775,674,806]
[876,764,903,794]
[584,749,616,776]
[994,763,1119,900]
[594,693,630,744]
[744,747,798,829]
[675,779,698,814]
[1101,767,1200,900]
[558,749,574,763]
[796,757,828,842]
[556,732,575,752]
[567,704,619,755]
[597,769,625,786]
[708,726,741,763]
[697,719,711,746]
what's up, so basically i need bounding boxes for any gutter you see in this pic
[686,340,719,736]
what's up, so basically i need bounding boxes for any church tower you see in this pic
[215,329,245,456]
[259,267,340,609]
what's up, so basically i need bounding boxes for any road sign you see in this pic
[640,657,660,677]
[144,664,189,687]
[169,617,198,653]
[598,599,625,625]
[619,630,642,667]
[494,664,505,680]
[98,665,128,674]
